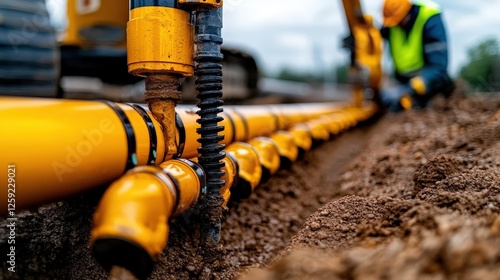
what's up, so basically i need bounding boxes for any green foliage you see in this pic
[274,63,350,84]
[459,38,500,92]
[275,68,324,84]
[334,64,349,84]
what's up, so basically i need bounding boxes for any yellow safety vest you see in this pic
[389,2,441,74]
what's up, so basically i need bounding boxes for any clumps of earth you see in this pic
[243,94,500,279]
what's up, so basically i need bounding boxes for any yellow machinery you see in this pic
[341,0,383,106]
[59,0,136,86]
[63,0,128,48]
[59,0,260,100]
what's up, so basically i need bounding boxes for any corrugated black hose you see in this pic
[194,8,226,247]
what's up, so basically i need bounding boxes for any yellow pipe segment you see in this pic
[0,96,371,212]
[0,98,166,212]
[220,154,239,207]
[307,119,331,144]
[91,166,176,275]
[158,160,203,216]
[190,154,239,208]
[232,107,280,140]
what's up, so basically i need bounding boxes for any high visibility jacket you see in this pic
[389,1,441,75]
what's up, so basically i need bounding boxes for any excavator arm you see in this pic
[341,0,383,105]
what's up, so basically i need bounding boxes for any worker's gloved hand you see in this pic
[380,85,414,112]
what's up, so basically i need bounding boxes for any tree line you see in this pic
[271,38,500,93]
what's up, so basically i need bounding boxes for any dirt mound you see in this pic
[413,155,463,192]
[242,95,500,279]
[286,196,450,252]
[416,167,500,215]
[243,216,500,280]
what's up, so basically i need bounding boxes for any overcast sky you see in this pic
[47,0,500,77]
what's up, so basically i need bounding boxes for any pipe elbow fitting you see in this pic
[248,137,281,183]
[307,120,330,145]
[91,166,177,279]
[270,131,299,169]
[226,142,262,199]
[289,125,313,158]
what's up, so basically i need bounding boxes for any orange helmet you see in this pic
[383,0,412,27]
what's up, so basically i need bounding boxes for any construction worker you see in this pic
[380,0,454,111]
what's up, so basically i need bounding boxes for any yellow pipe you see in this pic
[92,166,176,279]
[307,119,331,144]
[158,159,204,216]
[189,154,238,208]
[0,97,372,212]
[220,154,239,207]
[0,97,166,212]
[175,103,356,159]
[268,103,350,129]
[289,124,313,157]
[231,107,279,140]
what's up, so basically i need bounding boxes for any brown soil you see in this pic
[243,94,500,279]
[2,93,500,280]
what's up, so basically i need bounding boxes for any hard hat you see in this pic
[383,0,412,27]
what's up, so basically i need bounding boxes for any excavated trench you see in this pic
[1,92,500,280]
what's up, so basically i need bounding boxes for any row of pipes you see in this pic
[0,96,376,279]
